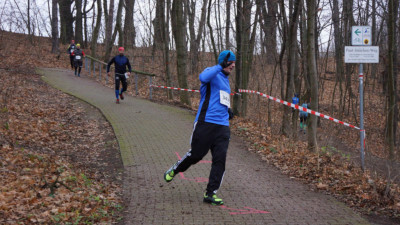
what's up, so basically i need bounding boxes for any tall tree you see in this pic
[103,0,115,62]
[124,0,136,48]
[282,0,302,137]
[207,0,218,62]
[330,0,344,116]
[153,0,165,51]
[225,0,232,49]
[306,0,318,152]
[233,0,259,116]
[58,0,74,44]
[51,0,59,53]
[171,0,191,105]
[189,0,207,73]
[75,0,83,46]
[90,0,102,58]
[163,0,173,99]
[387,0,398,158]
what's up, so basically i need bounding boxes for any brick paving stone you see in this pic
[39,68,370,225]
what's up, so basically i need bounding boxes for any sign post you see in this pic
[345,26,378,172]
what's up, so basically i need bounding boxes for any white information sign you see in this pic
[344,46,379,63]
[352,26,372,46]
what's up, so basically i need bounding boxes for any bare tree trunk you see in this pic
[234,0,258,116]
[189,0,207,73]
[75,0,83,46]
[171,0,191,105]
[163,0,173,99]
[58,0,74,44]
[103,0,115,61]
[124,0,136,48]
[331,0,344,115]
[207,0,218,63]
[306,0,318,152]
[51,0,59,53]
[387,0,398,158]
[282,0,302,137]
[225,0,232,49]
[90,0,102,58]
[153,0,165,51]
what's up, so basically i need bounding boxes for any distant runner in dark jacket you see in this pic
[300,102,308,133]
[164,50,236,206]
[107,47,132,104]
[67,40,76,69]
[71,43,85,77]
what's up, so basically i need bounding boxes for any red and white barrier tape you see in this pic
[150,85,240,96]
[239,89,360,130]
[150,85,200,93]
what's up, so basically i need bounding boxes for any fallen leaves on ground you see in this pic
[231,118,400,218]
[0,68,123,223]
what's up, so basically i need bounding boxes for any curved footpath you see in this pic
[39,68,369,225]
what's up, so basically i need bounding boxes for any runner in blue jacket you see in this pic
[107,47,132,104]
[164,50,236,206]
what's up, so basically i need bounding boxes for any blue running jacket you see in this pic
[195,65,230,126]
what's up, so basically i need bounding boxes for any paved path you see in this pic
[39,68,369,225]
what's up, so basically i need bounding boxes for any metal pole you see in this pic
[89,59,91,75]
[99,63,102,81]
[85,57,87,70]
[135,73,139,95]
[359,63,365,171]
[149,76,153,100]
[93,62,96,77]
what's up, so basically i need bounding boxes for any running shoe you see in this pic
[120,93,124,100]
[116,99,120,104]
[203,193,224,205]
[164,166,175,182]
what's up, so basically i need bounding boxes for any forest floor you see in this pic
[0,31,399,224]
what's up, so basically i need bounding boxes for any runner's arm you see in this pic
[107,57,115,73]
[199,65,222,83]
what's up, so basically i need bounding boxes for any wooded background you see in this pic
[1,0,399,161]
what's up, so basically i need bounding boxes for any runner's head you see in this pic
[118,47,124,55]
[76,43,81,49]
[218,50,236,75]
[71,40,75,44]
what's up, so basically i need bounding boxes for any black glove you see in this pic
[228,108,234,120]
[220,52,233,68]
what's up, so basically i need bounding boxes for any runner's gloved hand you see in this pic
[228,108,234,120]
[220,52,233,69]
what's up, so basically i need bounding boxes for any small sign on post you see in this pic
[346,25,379,172]
[352,26,372,46]
[344,46,379,63]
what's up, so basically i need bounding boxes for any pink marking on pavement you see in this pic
[175,152,212,164]
[220,206,270,215]
[173,152,210,183]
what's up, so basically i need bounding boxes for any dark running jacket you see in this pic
[107,55,132,74]
[195,64,230,127]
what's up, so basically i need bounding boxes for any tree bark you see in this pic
[124,0,136,48]
[189,0,207,73]
[306,0,318,152]
[387,0,398,158]
[282,0,302,137]
[233,0,258,116]
[90,0,102,58]
[225,0,232,49]
[58,0,74,44]
[171,0,191,105]
[75,0,83,46]
[207,0,218,63]
[51,0,59,53]
[103,0,115,62]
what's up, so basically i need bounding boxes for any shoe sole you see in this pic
[203,198,224,205]
[164,171,174,182]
